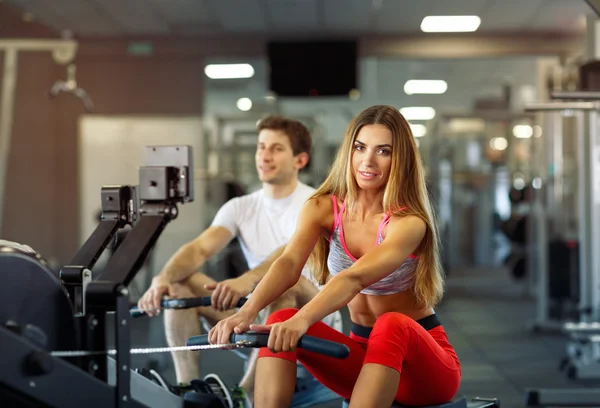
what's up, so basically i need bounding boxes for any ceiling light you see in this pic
[404,80,447,95]
[205,63,255,79]
[490,137,508,151]
[400,107,436,121]
[513,125,533,139]
[447,118,486,134]
[236,97,252,111]
[420,16,481,33]
[410,123,427,137]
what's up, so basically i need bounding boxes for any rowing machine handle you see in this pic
[186,331,350,359]
[130,296,248,318]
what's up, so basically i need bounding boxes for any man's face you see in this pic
[255,129,301,185]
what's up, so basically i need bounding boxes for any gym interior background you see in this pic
[4,0,600,407]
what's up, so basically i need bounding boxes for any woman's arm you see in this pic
[238,196,330,317]
[294,215,427,326]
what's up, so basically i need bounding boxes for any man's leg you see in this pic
[238,276,319,402]
[164,272,235,384]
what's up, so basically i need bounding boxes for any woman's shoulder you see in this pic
[386,213,427,236]
[302,194,338,227]
[306,193,335,211]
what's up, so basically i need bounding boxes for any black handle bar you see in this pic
[130,296,248,318]
[186,331,350,359]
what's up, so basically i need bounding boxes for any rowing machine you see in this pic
[0,145,199,408]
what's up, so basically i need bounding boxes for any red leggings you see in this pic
[258,308,461,406]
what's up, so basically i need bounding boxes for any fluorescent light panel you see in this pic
[513,125,533,139]
[404,80,447,95]
[205,63,255,79]
[410,123,427,137]
[421,16,481,33]
[400,107,436,121]
[447,118,486,134]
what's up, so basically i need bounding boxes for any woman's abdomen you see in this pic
[348,291,434,326]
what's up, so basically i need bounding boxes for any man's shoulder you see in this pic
[228,189,263,206]
[295,182,316,200]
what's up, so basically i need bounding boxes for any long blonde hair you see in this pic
[308,105,444,309]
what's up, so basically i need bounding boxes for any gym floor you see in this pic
[125,266,590,408]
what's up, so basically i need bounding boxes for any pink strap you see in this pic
[377,212,392,240]
[329,195,339,242]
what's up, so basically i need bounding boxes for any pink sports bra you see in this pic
[326,195,418,295]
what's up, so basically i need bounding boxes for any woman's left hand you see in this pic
[250,316,310,353]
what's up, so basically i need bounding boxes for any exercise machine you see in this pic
[186,332,499,408]
[131,297,499,408]
[0,145,202,408]
[131,295,346,408]
[523,91,600,405]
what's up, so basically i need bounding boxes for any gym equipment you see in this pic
[132,295,346,407]
[525,97,592,336]
[189,333,499,408]
[523,91,600,404]
[0,145,205,408]
[342,396,499,408]
[130,296,248,318]
[187,331,349,359]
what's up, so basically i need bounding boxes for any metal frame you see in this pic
[524,95,600,403]
[524,101,600,334]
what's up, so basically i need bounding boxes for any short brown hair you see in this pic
[257,115,312,156]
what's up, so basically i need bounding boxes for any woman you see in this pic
[209,105,461,408]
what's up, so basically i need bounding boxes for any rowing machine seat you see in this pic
[342,396,467,408]
[341,396,499,408]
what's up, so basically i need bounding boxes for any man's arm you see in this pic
[207,245,287,311]
[243,245,286,287]
[155,226,234,285]
[138,226,234,313]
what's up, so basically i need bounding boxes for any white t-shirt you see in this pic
[211,182,317,286]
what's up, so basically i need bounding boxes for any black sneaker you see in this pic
[202,374,234,408]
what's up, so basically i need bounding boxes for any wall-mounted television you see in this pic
[267,40,358,97]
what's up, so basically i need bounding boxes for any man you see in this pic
[137,115,339,406]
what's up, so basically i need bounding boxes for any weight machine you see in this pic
[524,91,600,405]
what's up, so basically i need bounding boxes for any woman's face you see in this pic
[351,124,393,192]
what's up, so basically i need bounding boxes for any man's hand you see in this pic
[137,276,172,317]
[204,275,255,312]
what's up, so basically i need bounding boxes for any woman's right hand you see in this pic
[209,310,257,345]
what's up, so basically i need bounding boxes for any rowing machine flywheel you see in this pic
[0,242,78,352]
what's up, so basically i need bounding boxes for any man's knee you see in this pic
[171,272,215,299]
[270,277,317,310]
[169,280,194,299]
[268,287,300,312]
